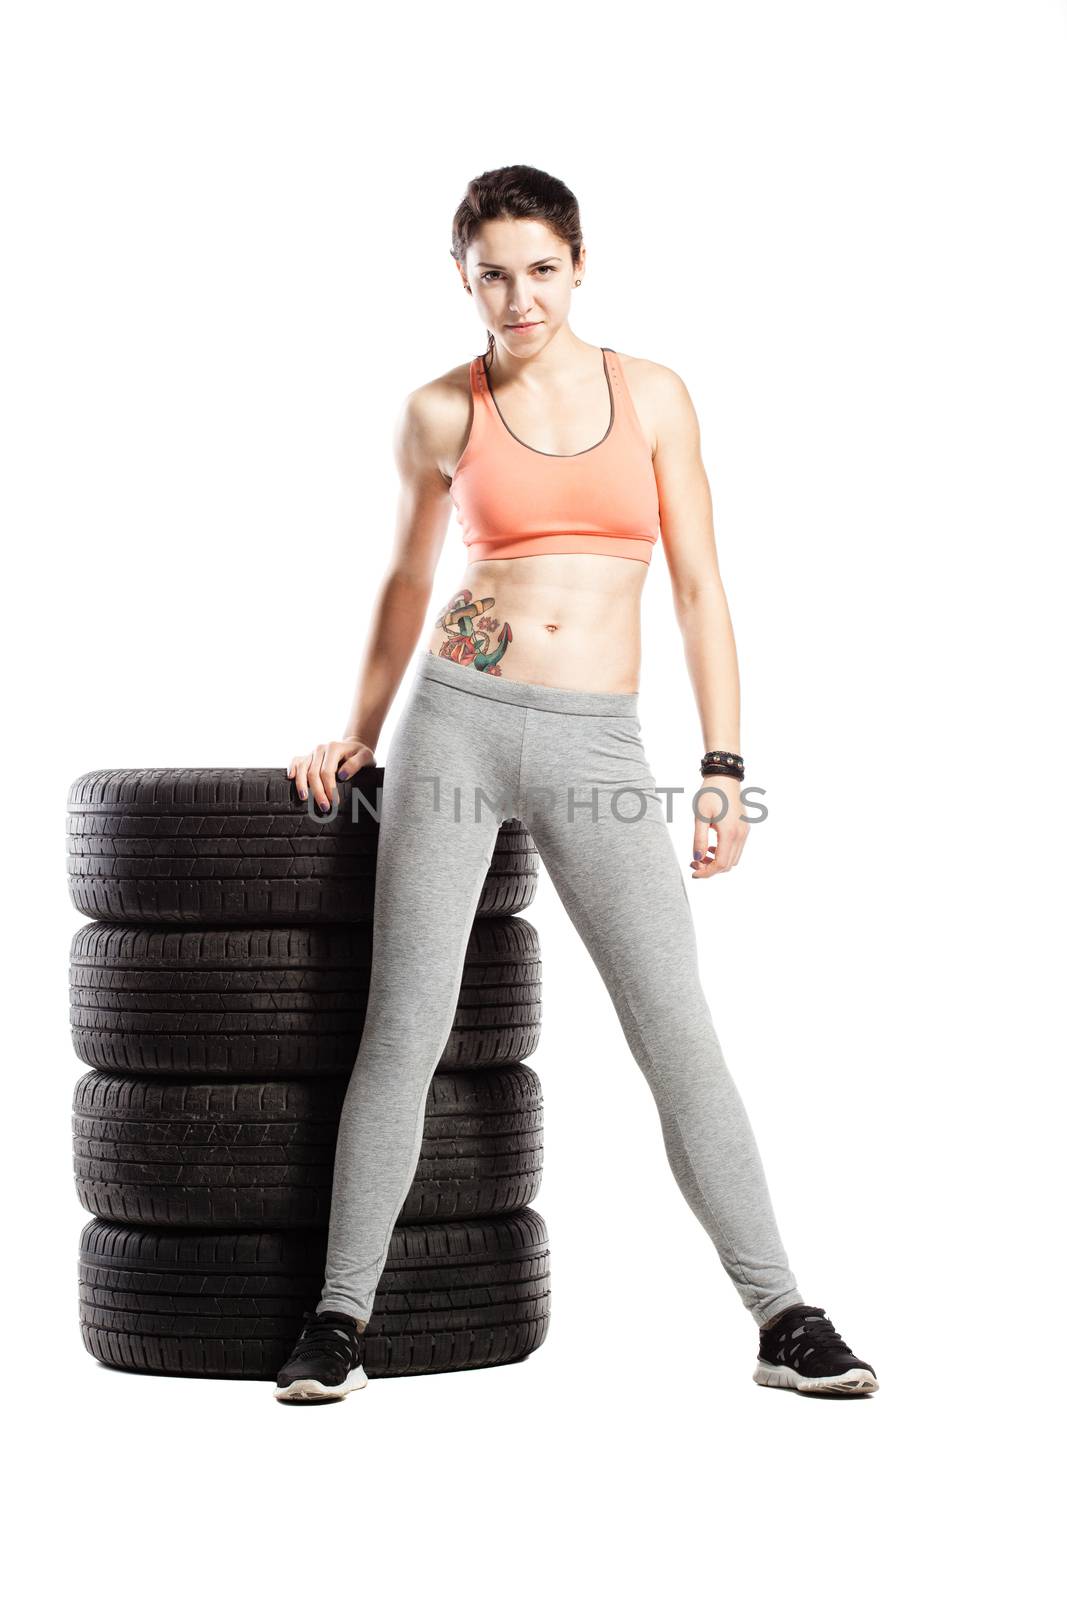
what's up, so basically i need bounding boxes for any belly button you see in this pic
[544,623,559,633]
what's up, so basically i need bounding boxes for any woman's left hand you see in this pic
[691,773,749,878]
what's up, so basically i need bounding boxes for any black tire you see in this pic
[66,768,538,926]
[73,1064,544,1228]
[78,1210,550,1379]
[69,915,542,1078]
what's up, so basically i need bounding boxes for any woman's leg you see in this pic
[315,674,523,1327]
[521,705,805,1328]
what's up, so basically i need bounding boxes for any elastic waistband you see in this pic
[416,650,639,717]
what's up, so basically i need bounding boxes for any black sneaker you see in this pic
[274,1309,369,1404]
[753,1304,878,1395]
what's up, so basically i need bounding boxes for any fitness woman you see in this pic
[274,165,878,1403]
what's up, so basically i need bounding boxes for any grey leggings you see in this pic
[316,650,805,1330]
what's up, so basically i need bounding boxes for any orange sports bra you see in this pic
[449,347,661,564]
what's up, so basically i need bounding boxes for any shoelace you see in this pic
[290,1311,359,1363]
[776,1307,854,1360]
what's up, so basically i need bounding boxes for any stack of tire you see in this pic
[67,767,551,1383]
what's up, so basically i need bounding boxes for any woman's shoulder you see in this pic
[395,361,473,438]
[612,351,697,439]
[403,357,475,418]
[614,349,691,396]
[394,359,476,461]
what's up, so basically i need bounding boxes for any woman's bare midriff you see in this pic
[424,553,646,693]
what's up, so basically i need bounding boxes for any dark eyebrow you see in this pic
[475,257,563,269]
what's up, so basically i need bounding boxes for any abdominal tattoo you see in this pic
[430,588,514,675]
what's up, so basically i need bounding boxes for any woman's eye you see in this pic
[479,266,556,282]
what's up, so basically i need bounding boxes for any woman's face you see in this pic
[461,217,583,358]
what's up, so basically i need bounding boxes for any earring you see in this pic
[574,278,582,286]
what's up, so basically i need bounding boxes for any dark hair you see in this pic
[451,164,583,368]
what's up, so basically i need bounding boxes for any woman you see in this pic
[274,165,878,1403]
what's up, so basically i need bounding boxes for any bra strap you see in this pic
[603,347,642,438]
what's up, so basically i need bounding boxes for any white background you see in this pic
[4,1,1064,1594]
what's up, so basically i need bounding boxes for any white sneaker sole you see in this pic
[753,1359,878,1395]
[274,1365,369,1403]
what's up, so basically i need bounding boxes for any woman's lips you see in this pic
[507,322,541,331]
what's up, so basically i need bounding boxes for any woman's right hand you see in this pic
[287,738,376,813]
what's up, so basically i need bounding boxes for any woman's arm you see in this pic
[648,364,748,879]
[289,384,454,812]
